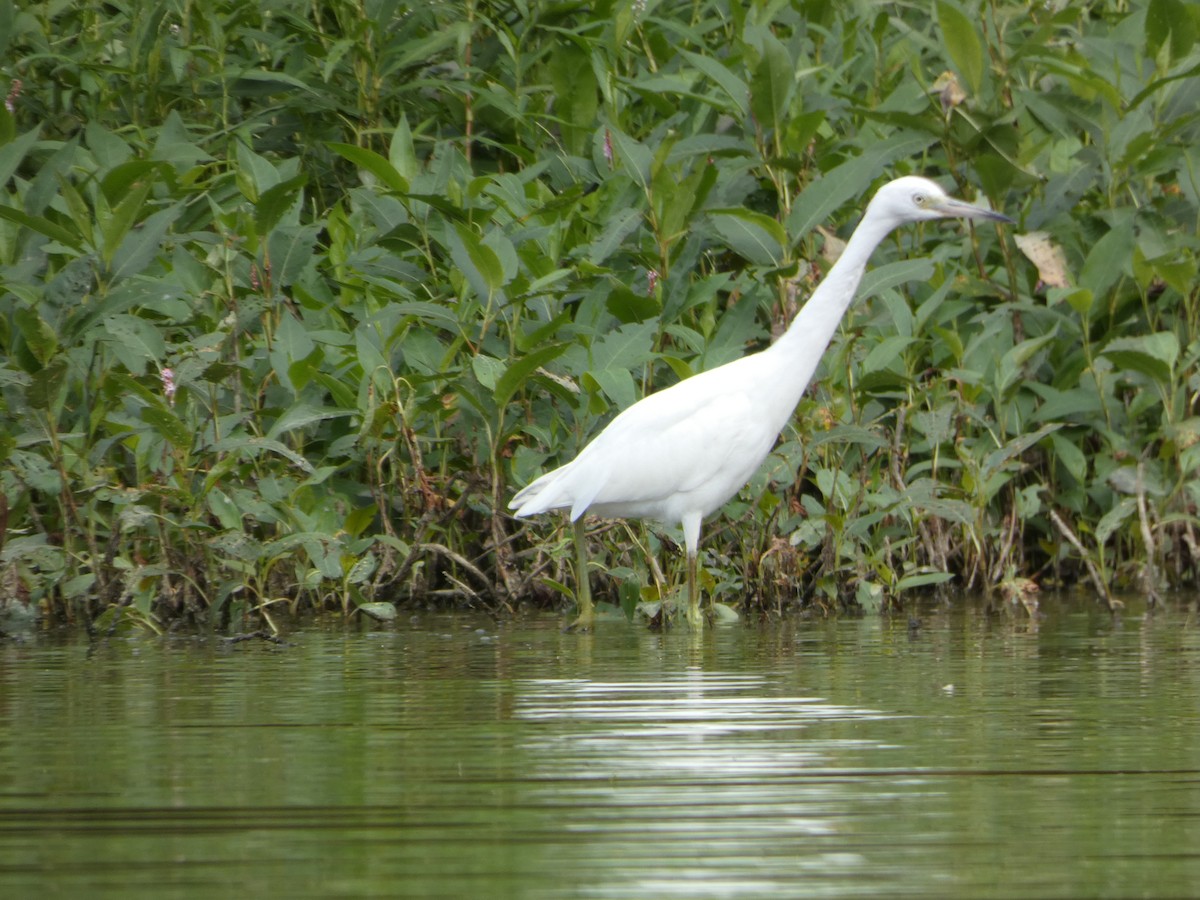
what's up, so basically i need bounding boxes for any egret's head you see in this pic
[869,176,1013,226]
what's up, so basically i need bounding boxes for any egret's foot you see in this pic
[684,551,704,630]
[563,616,593,634]
[568,519,595,633]
[563,602,595,633]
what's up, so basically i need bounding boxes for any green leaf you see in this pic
[327,141,409,193]
[86,120,132,166]
[1095,496,1136,546]
[589,321,658,372]
[255,173,307,234]
[606,285,659,324]
[100,178,152,268]
[0,125,41,189]
[446,222,504,298]
[387,20,469,74]
[103,314,166,369]
[266,403,349,441]
[862,334,916,375]
[707,207,786,266]
[549,43,599,155]
[358,602,398,622]
[603,125,652,188]
[257,439,319,475]
[62,574,97,601]
[860,258,935,298]
[344,506,377,538]
[1005,332,1058,369]
[856,581,885,612]
[471,353,505,392]
[1145,0,1197,61]
[1,533,64,572]
[588,207,642,265]
[14,307,58,364]
[494,343,568,410]
[264,223,317,288]
[750,34,794,136]
[1100,332,1179,386]
[26,357,68,410]
[896,570,956,591]
[981,423,1063,478]
[1050,431,1088,484]
[710,601,740,623]
[936,1,985,94]
[232,70,321,97]
[142,405,193,450]
[680,49,749,117]
[150,110,212,170]
[997,332,1058,395]
[109,204,182,283]
[1079,217,1133,298]
[585,366,637,411]
[482,229,517,283]
[390,301,460,330]
[786,133,935,238]
[346,552,377,584]
[1107,464,1167,498]
[274,311,316,363]
[807,424,890,452]
[389,116,419,182]
[912,406,956,445]
[207,488,243,530]
[234,140,283,202]
[0,205,84,251]
[98,160,164,205]
[1052,286,1094,316]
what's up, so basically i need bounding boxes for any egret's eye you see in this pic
[912,193,927,206]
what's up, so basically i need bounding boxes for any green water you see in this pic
[2,596,1198,898]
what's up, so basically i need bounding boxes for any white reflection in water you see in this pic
[509,669,905,896]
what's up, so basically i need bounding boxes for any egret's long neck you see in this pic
[767,209,897,400]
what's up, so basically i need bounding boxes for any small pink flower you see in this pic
[5,79,21,113]
[161,368,177,406]
[647,269,660,296]
[603,129,613,167]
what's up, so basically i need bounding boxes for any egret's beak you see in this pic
[937,197,1015,224]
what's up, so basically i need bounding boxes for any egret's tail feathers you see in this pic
[509,462,599,522]
[509,468,569,518]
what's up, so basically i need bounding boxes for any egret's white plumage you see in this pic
[510,176,1012,629]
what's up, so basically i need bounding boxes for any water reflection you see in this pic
[512,673,900,896]
[517,673,888,772]
[0,598,1198,898]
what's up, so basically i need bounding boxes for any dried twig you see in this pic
[1132,465,1161,607]
[421,542,507,609]
[1047,508,1120,611]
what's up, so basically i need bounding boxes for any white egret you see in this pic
[510,176,1012,630]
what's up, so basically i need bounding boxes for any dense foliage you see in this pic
[2,0,1198,630]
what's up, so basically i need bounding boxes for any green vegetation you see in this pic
[1,0,1198,630]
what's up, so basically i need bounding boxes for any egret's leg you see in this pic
[569,517,595,632]
[681,513,704,630]
[685,550,703,630]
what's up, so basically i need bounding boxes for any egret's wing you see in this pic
[579,383,776,515]
[510,367,720,516]
[511,355,779,520]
